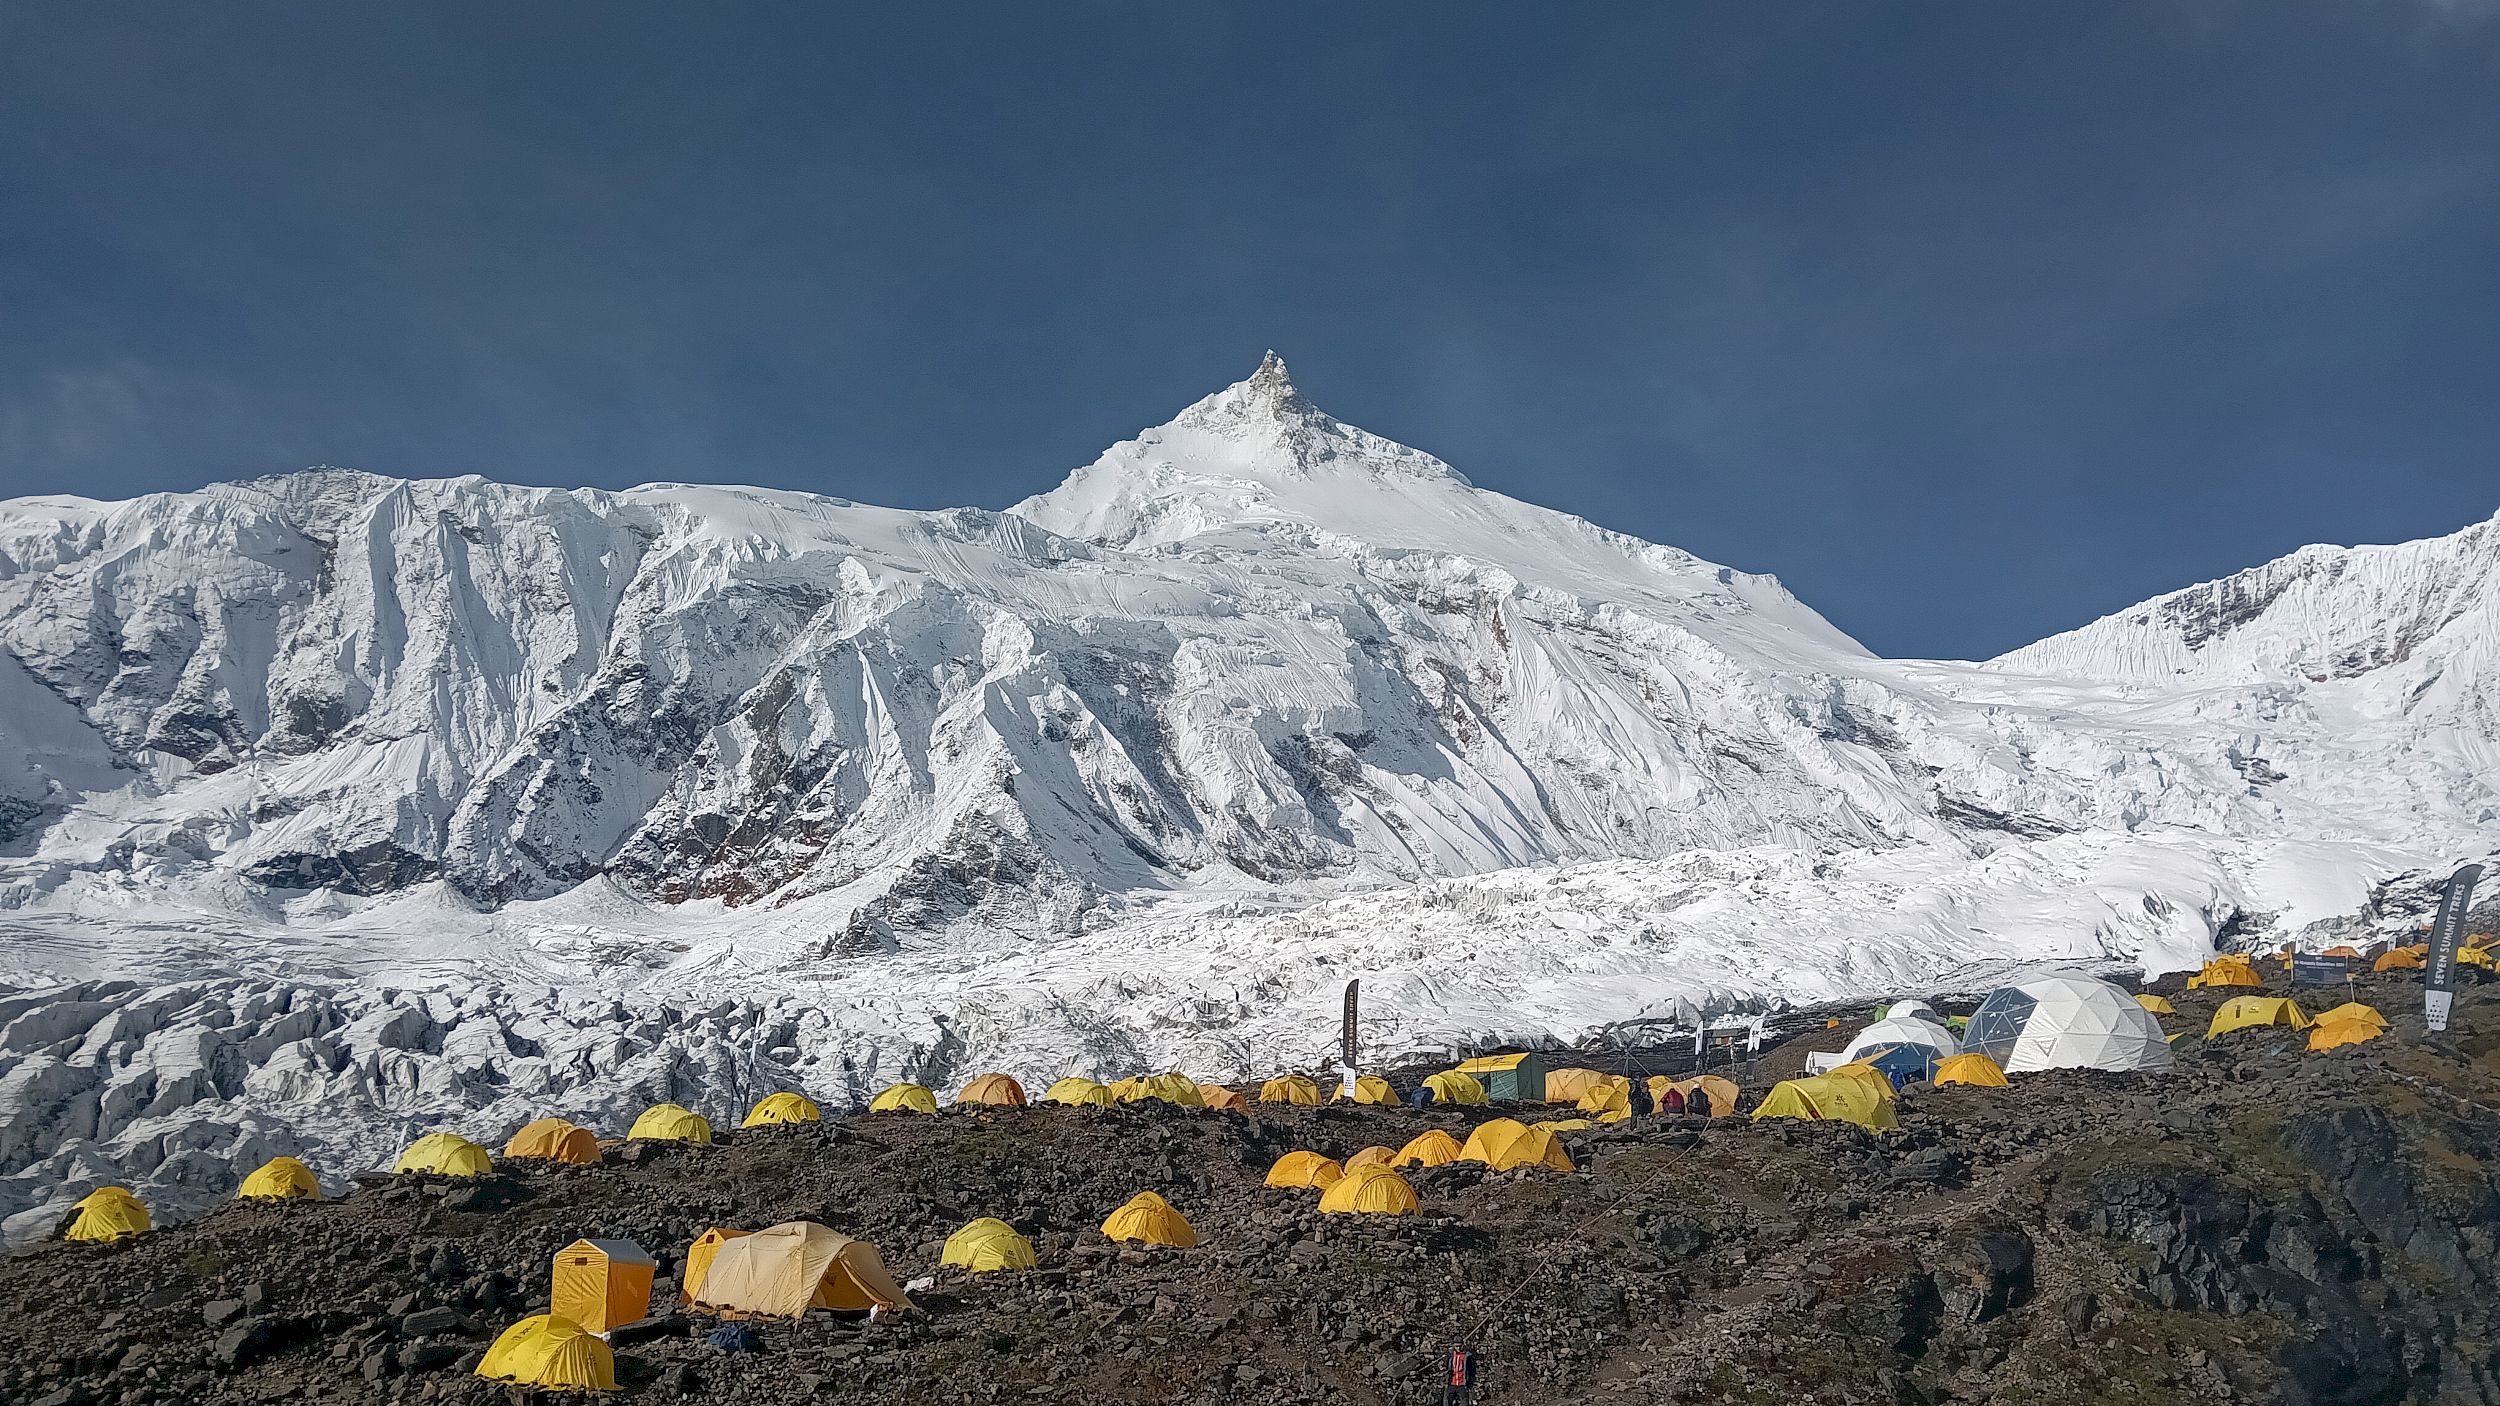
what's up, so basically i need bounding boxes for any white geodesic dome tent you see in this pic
[1964,974,2171,1073]
[1839,1015,1960,1065]
[1884,999,1937,1022]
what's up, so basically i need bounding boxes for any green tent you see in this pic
[1450,1052,1550,1103]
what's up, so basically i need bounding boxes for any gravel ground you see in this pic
[8,969,2497,1406]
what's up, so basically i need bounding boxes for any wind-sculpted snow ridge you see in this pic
[0,352,2496,1240]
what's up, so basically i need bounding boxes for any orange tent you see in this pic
[955,1074,1028,1108]
[504,1118,600,1165]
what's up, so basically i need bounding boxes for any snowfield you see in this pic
[1,354,2494,1239]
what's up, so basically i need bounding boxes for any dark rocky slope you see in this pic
[7,969,2497,1406]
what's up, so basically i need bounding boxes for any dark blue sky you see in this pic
[3,4,2495,659]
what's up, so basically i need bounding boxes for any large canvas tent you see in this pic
[692,1222,912,1317]
[1964,974,2172,1073]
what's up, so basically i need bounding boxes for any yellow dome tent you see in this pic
[1931,1053,2009,1088]
[1332,1074,1396,1105]
[1458,1118,1575,1173]
[238,1156,321,1200]
[1393,1129,1465,1167]
[1648,1074,1740,1117]
[2133,993,2177,1015]
[2321,945,2364,959]
[1344,1145,1397,1171]
[551,1238,656,1334]
[1257,1075,1322,1105]
[395,1132,492,1177]
[1751,1075,1899,1132]
[475,1314,615,1392]
[64,1186,150,1242]
[1542,1067,1613,1103]
[1101,1191,1197,1248]
[955,1074,1028,1108]
[1119,1072,1206,1108]
[2187,956,2264,989]
[679,1228,750,1306]
[1533,1118,1593,1133]
[941,1218,1038,1272]
[1198,1084,1249,1112]
[743,1093,822,1128]
[2207,996,2311,1039]
[1263,1151,1345,1189]
[1319,1165,1419,1216]
[2462,946,2495,971]
[868,1083,939,1115]
[2375,948,2425,972]
[1825,1060,1894,1088]
[1574,1081,1634,1123]
[504,1118,601,1164]
[627,1104,713,1143]
[2312,1001,2387,1031]
[1420,1071,1488,1106]
[692,1222,912,1317]
[1043,1077,1113,1108]
[2309,1020,2384,1053]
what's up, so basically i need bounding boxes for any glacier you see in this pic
[1,352,2494,1241]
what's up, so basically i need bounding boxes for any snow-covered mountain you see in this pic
[1,353,2493,1240]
